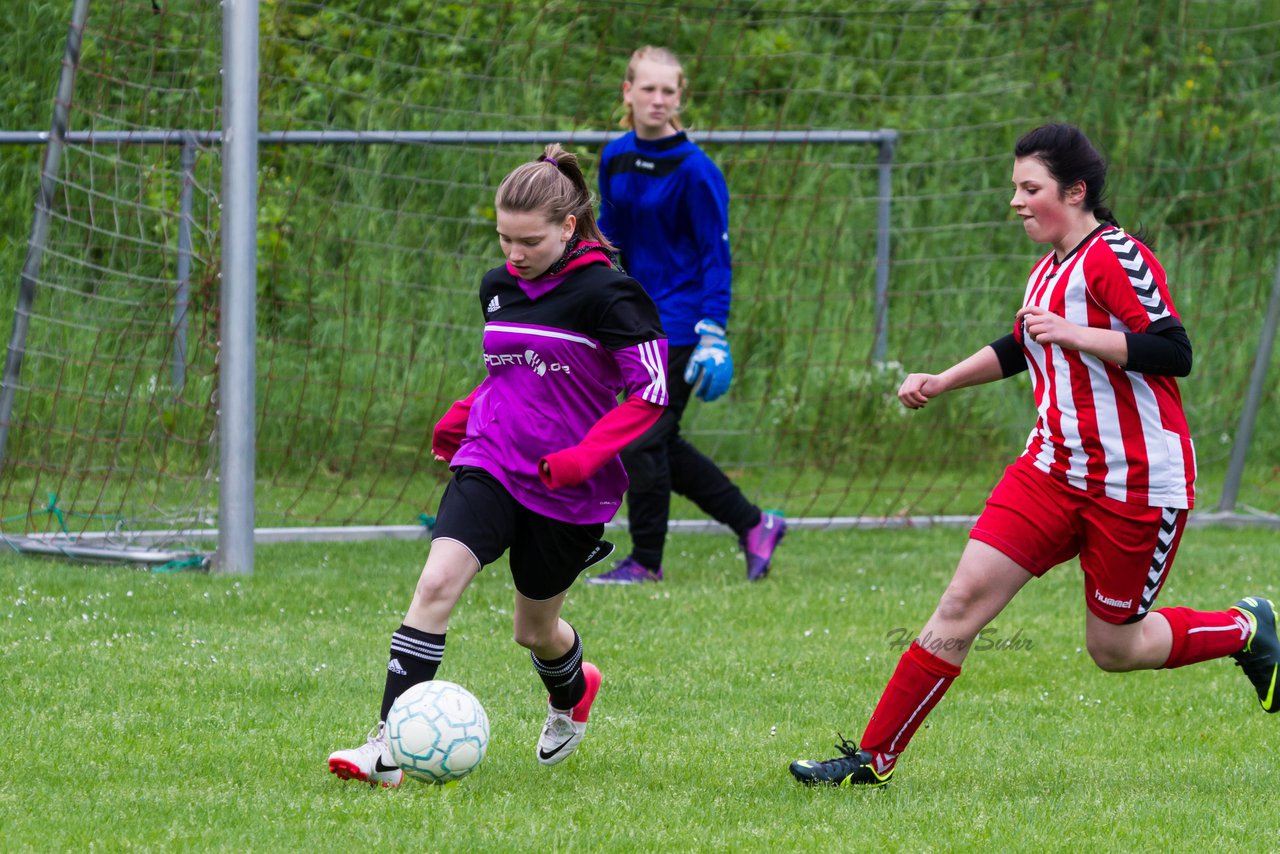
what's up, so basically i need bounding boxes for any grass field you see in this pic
[2,524,1276,851]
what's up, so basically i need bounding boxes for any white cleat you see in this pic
[536,662,601,766]
[328,723,404,787]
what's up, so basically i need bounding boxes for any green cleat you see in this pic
[1230,597,1280,713]
[789,735,894,787]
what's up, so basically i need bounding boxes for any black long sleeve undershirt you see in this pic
[989,316,1193,379]
[990,333,1027,378]
[1124,316,1193,376]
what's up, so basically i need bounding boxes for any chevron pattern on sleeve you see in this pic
[1101,230,1171,323]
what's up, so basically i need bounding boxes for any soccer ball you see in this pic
[385,680,490,783]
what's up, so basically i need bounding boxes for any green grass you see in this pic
[2,525,1276,850]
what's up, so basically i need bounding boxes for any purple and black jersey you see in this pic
[450,260,668,524]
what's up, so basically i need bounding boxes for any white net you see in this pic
[2,1,1277,560]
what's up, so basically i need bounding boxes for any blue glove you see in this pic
[683,319,734,402]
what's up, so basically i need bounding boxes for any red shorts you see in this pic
[970,456,1189,624]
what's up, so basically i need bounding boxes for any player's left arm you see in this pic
[538,281,669,489]
[689,162,732,326]
[538,383,665,489]
[683,162,735,401]
[1123,318,1192,376]
[1016,242,1192,376]
[1015,304,1129,361]
[597,146,616,247]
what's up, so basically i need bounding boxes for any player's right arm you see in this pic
[597,143,617,247]
[898,343,1006,410]
[432,386,481,461]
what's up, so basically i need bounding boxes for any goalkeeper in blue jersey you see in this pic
[587,46,786,585]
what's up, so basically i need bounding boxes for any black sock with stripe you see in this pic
[531,629,585,712]
[379,624,445,721]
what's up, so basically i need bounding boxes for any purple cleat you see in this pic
[742,512,786,581]
[586,555,663,585]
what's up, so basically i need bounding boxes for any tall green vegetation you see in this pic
[2,1,1277,529]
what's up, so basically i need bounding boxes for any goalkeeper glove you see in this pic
[683,319,734,402]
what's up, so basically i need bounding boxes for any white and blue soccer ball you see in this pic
[385,680,490,783]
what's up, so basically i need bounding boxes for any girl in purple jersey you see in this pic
[328,144,669,787]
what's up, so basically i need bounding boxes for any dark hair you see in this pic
[494,143,614,251]
[1014,123,1119,228]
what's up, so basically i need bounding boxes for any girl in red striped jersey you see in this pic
[789,123,1279,789]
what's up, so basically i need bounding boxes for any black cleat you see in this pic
[1230,597,1280,713]
[789,735,894,787]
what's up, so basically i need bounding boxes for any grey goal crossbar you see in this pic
[0,126,897,572]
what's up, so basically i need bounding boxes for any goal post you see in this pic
[217,0,260,575]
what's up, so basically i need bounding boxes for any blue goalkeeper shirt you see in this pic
[598,131,731,346]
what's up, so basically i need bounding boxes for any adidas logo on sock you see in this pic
[486,295,501,314]
[387,657,407,676]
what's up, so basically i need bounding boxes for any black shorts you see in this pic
[431,466,614,600]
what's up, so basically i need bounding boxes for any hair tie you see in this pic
[540,155,558,167]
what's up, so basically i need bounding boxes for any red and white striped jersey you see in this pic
[1014,226,1196,509]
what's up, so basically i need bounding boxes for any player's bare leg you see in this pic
[328,539,478,786]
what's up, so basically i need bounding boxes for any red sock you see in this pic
[860,641,961,770]
[1157,606,1250,668]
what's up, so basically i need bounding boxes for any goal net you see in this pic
[2,1,1277,562]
